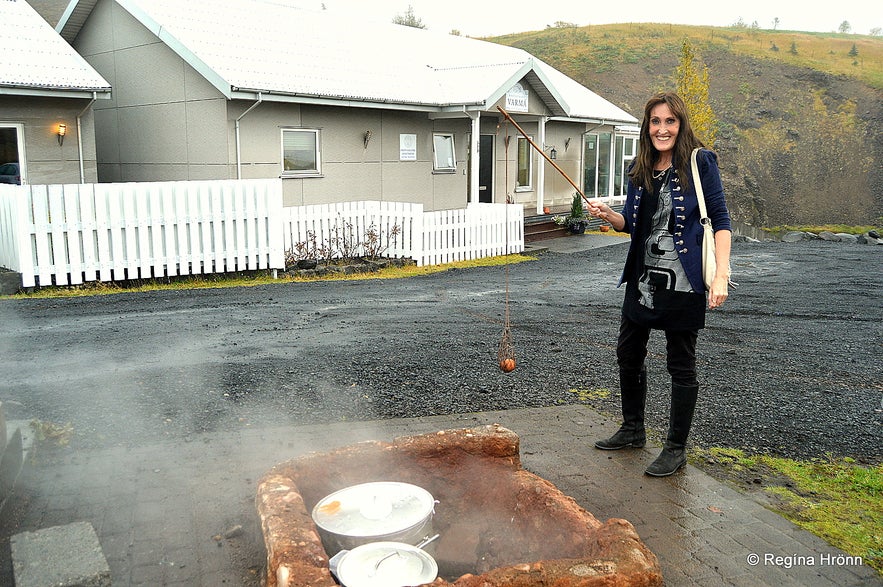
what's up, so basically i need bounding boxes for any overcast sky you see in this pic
[296,0,880,37]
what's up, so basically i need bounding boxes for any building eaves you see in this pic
[56,0,100,44]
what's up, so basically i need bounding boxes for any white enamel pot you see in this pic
[311,482,436,555]
[333,540,439,587]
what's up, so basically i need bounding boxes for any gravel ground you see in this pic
[1,239,880,464]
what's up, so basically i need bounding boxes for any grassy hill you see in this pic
[488,23,883,228]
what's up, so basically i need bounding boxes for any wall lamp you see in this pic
[57,123,67,146]
[545,145,557,160]
[363,129,372,148]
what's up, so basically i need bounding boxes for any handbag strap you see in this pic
[690,147,710,221]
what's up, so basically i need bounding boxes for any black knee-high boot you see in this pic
[645,382,698,476]
[594,368,647,450]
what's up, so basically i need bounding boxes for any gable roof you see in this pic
[0,0,110,98]
[58,0,636,124]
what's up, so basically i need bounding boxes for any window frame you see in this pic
[281,127,322,177]
[432,132,456,173]
[515,135,533,191]
[614,135,638,197]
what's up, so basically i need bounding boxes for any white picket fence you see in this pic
[0,179,524,289]
[0,179,284,288]
[281,200,523,267]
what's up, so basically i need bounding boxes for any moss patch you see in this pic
[694,447,882,573]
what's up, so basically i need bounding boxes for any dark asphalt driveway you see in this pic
[1,239,881,462]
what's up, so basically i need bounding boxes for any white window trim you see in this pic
[432,132,456,173]
[515,135,533,192]
[281,127,321,177]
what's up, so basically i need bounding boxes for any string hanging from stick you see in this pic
[498,123,516,373]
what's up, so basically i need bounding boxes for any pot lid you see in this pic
[336,541,438,587]
[312,482,434,537]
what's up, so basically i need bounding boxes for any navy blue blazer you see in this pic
[618,149,731,293]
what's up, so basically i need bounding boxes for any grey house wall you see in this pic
[0,96,100,185]
[72,0,229,184]
[234,102,472,210]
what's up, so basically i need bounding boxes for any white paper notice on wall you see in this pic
[505,83,529,113]
[400,134,417,161]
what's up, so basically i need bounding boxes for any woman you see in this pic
[587,92,732,477]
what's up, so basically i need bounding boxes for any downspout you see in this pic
[76,92,98,184]
[235,94,263,179]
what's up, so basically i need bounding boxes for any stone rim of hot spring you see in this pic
[255,424,663,587]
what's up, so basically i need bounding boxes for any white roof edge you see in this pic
[230,90,479,112]
[482,62,537,112]
[0,86,111,99]
[549,116,639,126]
[56,0,79,33]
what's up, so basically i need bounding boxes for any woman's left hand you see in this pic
[708,275,729,309]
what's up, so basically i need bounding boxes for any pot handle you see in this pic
[416,534,440,549]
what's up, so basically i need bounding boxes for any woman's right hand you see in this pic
[586,199,625,231]
[586,199,607,219]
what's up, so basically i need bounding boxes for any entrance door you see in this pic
[478,135,494,203]
[0,124,25,184]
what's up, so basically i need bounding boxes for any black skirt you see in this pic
[622,278,706,330]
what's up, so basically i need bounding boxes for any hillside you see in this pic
[489,23,883,228]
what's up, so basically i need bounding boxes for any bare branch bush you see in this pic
[285,230,318,266]
[287,219,404,267]
[336,217,360,261]
[363,222,402,260]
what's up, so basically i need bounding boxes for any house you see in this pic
[0,0,111,185]
[56,0,638,215]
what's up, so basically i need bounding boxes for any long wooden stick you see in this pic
[496,106,590,206]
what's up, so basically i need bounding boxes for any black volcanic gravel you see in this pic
[1,240,880,463]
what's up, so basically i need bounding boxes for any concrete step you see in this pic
[11,522,111,587]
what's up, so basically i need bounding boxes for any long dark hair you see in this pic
[629,92,705,192]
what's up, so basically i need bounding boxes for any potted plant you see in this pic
[553,193,588,234]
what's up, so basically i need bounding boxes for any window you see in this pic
[614,136,637,196]
[282,128,320,175]
[516,136,532,190]
[585,132,637,198]
[432,133,456,172]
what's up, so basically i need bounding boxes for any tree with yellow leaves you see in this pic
[675,39,717,148]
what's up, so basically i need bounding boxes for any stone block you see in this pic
[11,522,111,587]
[0,268,21,295]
